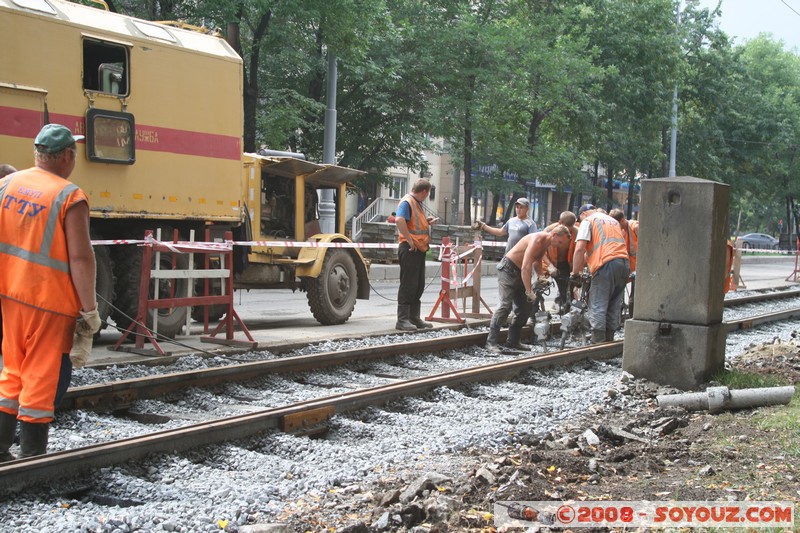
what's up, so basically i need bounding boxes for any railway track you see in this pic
[1,289,799,494]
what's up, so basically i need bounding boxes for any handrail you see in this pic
[351,197,390,241]
[351,196,441,241]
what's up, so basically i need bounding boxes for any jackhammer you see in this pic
[559,269,592,349]
[528,278,553,347]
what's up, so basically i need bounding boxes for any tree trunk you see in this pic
[242,10,272,153]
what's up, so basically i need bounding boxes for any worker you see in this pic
[486,225,571,353]
[0,124,100,461]
[608,209,639,272]
[0,164,16,178]
[387,212,397,223]
[0,165,15,357]
[394,179,436,331]
[540,211,579,311]
[609,208,639,315]
[724,239,735,293]
[571,204,630,344]
[476,197,538,252]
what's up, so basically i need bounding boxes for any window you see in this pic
[132,21,176,43]
[86,109,135,164]
[390,176,407,199]
[83,38,129,96]
[12,0,55,14]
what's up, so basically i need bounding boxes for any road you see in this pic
[89,255,800,365]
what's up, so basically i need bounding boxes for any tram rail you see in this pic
[1,290,799,494]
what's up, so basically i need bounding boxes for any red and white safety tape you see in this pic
[90,238,508,250]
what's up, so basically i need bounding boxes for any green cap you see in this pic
[34,124,84,153]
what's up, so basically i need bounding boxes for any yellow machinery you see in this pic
[0,0,369,336]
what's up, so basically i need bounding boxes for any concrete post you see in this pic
[622,177,730,389]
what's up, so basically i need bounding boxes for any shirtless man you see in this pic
[486,225,571,353]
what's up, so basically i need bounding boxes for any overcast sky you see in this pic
[696,0,800,51]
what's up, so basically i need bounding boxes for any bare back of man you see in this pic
[506,232,551,270]
[506,228,571,296]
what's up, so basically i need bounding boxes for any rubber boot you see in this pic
[0,412,17,462]
[395,304,417,331]
[409,303,433,329]
[590,329,606,344]
[19,421,49,458]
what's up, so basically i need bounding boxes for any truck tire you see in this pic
[110,240,190,339]
[191,279,227,322]
[306,249,358,325]
[94,242,115,333]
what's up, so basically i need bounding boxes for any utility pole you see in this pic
[319,52,337,233]
[669,1,682,177]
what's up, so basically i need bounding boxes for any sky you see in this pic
[696,0,800,51]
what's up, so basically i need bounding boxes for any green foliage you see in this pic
[99,0,800,233]
[712,369,789,389]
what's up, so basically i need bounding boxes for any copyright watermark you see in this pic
[493,501,795,528]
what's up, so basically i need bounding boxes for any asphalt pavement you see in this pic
[88,254,800,367]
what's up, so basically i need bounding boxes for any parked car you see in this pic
[738,233,779,249]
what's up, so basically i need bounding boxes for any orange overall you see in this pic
[0,168,86,423]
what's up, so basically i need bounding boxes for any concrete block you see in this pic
[635,177,730,324]
[622,319,726,390]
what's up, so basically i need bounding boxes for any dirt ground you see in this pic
[453,342,800,531]
[286,343,799,532]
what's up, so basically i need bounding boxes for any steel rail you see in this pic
[0,342,621,493]
[63,300,800,413]
[723,288,800,306]
[3,301,800,493]
[724,306,800,331]
[61,331,490,411]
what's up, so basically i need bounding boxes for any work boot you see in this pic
[0,412,17,462]
[590,329,606,344]
[605,328,616,342]
[409,303,433,329]
[19,421,49,458]
[485,343,502,355]
[506,340,532,351]
[395,304,417,331]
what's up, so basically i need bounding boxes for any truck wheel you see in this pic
[191,279,227,322]
[306,249,358,325]
[94,242,115,333]
[111,240,190,339]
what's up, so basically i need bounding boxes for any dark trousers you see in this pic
[397,242,427,306]
[554,260,571,304]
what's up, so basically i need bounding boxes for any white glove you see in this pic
[70,307,100,369]
[70,331,93,368]
[77,307,102,336]
[535,276,550,290]
[471,219,484,231]
[526,290,536,303]
[547,265,559,277]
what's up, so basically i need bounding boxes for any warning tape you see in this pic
[734,247,793,254]
[90,238,509,251]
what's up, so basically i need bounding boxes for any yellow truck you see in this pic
[0,0,370,337]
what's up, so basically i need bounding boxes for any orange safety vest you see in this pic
[581,213,628,274]
[624,220,639,272]
[397,193,431,252]
[0,167,87,316]
[724,240,735,293]
[544,221,578,265]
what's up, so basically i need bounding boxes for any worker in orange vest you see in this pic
[609,209,639,314]
[0,124,100,461]
[571,205,630,343]
[609,209,639,272]
[394,179,437,331]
